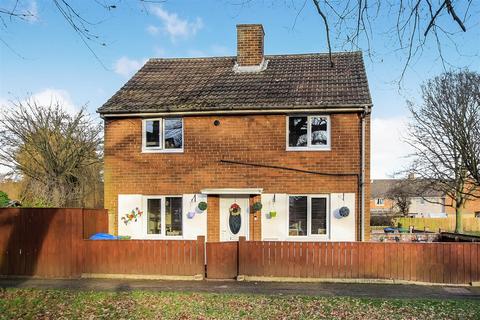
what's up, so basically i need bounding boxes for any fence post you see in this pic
[196,235,205,280]
[238,236,246,280]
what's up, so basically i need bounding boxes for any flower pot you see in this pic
[197,201,207,211]
[269,211,277,218]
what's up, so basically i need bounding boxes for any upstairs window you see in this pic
[143,118,183,152]
[287,115,330,150]
[375,198,385,206]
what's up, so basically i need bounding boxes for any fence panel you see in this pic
[83,237,205,277]
[206,241,238,279]
[238,238,480,284]
[0,208,106,278]
[82,209,109,239]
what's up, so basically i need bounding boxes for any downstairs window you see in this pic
[145,196,183,236]
[288,195,328,237]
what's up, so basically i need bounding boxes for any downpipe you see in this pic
[360,106,370,242]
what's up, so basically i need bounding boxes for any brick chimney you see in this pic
[236,24,265,69]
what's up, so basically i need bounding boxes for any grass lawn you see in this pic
[464,231,480,237]
[1,288,479,320]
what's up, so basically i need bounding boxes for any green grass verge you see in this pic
[1,288,479,320]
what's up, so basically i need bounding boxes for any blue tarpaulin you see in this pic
[89,233,118,240]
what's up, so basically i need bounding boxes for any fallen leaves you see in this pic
[0,288,478,320]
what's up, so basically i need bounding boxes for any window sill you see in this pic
[143,235,184,240]
[286,147,331,152]
[141,148,184,154]
[285,235,329,241]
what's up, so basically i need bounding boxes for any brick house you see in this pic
[98,24,372,242]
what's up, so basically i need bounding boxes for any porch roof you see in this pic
[200,188,263,195]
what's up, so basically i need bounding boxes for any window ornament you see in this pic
[339,206,350,218]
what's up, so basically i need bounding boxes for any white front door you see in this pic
[219,195,249,241]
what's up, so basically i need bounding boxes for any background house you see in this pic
[371,179,480,219]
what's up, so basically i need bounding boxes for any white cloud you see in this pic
[113,56,147,77]
[29,89,78,114]
[149,5,203,41]
[371,116,413,179]
[0,89,79,121]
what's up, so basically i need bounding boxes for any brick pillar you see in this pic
[249,195,262,240]
[207,195,220,242]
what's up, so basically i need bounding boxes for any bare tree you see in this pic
[0,99,103,207]
[0,0,164,65]
[1,1,477,76]
[451,72,480,187]
[405,70,480,233]
[307,1,475,72]
[386,180,412,216]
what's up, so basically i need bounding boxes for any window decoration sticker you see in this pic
[121,207,143,225]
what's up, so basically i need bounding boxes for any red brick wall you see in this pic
[249,195,262,240]
[207,195,220,242]
[104,113,370,239]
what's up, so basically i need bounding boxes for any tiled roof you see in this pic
[371,179,446,198]
[98,52,372,114]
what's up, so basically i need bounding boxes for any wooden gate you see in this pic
[206,242,238,279]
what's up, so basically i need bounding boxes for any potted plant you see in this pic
[252,201,262,212]
[198,201,207,211]
[269,210,277,218]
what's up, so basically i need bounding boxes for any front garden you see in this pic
[1,288,479,319]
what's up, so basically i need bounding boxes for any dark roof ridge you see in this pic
[148,51,363,62]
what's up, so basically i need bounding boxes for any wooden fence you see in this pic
[0,208,106,278]
[83,238,205,277]
[206,241,238,279]
[238,238,480,284]
[2,209,480,283]
[0,208,204,278]
[394,217,480,232]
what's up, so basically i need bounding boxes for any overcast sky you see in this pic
[1,1,479,178]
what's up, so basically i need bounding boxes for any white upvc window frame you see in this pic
[142,118,184,153]
[142,195,184,239]
[286,115,331,151]
[286,194,330,240]
[375,198,385,206]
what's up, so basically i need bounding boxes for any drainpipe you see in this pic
[360,106,370,241]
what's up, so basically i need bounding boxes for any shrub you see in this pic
[0,191,10,207]
[370,215,393,226]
